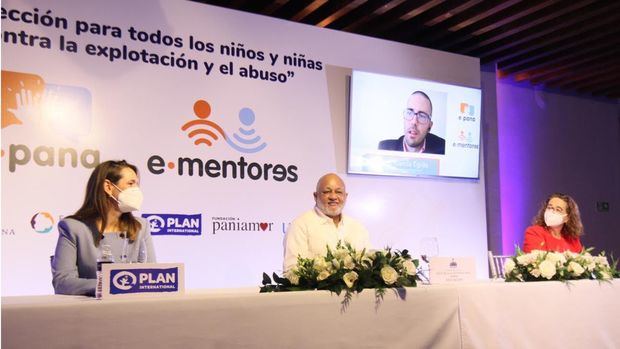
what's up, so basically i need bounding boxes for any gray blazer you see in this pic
[51,217,156,296]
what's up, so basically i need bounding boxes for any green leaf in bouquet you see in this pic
[505,247,618,283]
[362,259,373,268]
[392,287,407,301]
[332,283,344,295]
[274,273,292,287]
[326,245,335,260]
[397,276,412,287]
[262,272,272,286]
[374,287,386,312]
[259,244,422,311]
[340,290,353,314]
[610,254,620,278]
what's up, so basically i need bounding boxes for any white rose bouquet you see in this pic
[504,247,619,282]
[260,242,420,311]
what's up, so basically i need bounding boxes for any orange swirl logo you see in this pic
[180,100,226,146]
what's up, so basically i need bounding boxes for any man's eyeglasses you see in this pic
[403,109,431,124]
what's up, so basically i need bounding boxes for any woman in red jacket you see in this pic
[523,193,583,253]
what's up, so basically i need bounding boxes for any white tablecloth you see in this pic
[457,280,620,348]
[2,286,461,349]
[2,280,619,348]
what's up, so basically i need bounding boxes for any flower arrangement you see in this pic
[504,247,619,282]
[260,242,420,311]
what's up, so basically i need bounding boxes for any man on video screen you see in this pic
[378,91,445,154]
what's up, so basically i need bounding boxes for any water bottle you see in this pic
[137,240,148,263]
[120,234,129,263]
[95,240,115,299]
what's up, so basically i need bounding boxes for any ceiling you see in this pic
[193,0,620,99]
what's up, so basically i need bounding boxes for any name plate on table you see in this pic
[429,257,476,284]
[101,263,185,299]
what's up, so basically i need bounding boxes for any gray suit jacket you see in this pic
[51,217,156,296]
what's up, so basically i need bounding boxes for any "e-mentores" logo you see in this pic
[142,213,201,236]
[146,99,298,182]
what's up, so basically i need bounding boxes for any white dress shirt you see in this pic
[283,207,371,271]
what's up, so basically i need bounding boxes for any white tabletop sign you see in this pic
[101,263,185,299]
[429,257,476,284]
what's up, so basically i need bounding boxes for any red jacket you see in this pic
[523,225,583,253]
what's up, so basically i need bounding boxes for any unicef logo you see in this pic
[30,212,55,234]
[112,271,137,291]
[145,215,165,233]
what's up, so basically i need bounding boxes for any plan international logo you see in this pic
[146,98,298,182]
[110,267,180,294]
[142,213,201,236]
[1,70,100,172]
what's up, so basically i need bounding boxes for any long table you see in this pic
[3,280,619,348]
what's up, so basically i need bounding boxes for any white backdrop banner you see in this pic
[1,0,487,295]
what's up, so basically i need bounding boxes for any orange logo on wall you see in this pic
[181,99,226,146]
[1,71,45,129]
[180,99,268,153]
[1,70,98,172]
[459,102,475,116]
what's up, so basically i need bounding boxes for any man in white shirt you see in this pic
[283,173,371,272]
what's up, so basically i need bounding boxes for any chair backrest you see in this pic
[50,255,56,274]
[488,251,512,279]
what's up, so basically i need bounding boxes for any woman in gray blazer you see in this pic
[51,160,156,296]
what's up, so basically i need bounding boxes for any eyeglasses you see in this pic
[403,109,431,124]
[546,205,566,214]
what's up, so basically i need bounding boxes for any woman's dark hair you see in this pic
[532,192,583,238]
[69,160,141,245]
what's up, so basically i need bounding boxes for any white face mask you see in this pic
[544,209,566,227]
[111,183,143,212]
